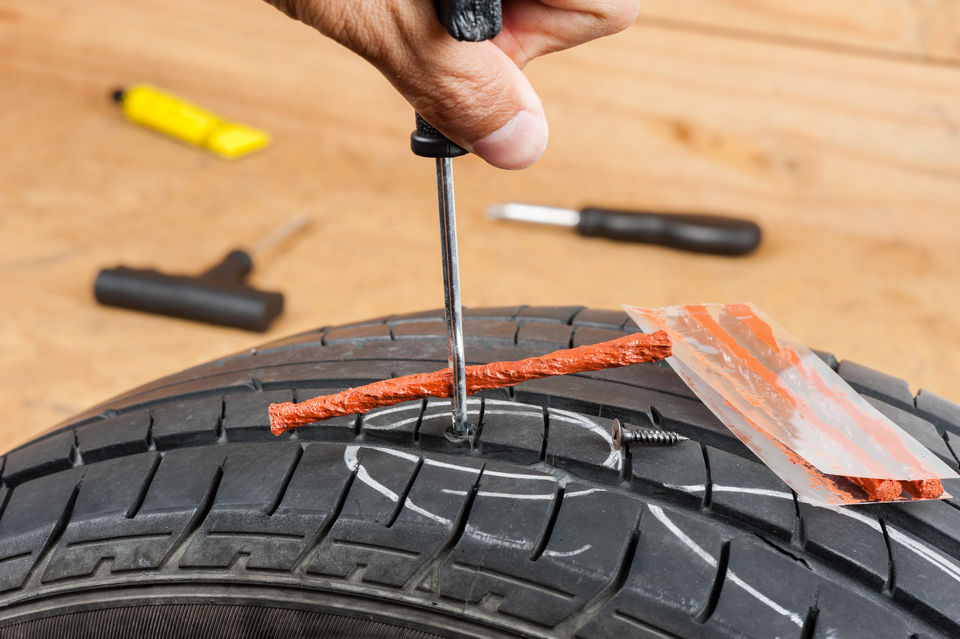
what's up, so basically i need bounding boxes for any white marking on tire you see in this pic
[370,446,551,481]
[464,524,530,551]
[364,416,421,431]
[481,400,622,469]
[365,404,424,419]
[404,498,452,526]
[344,445,398,502]
[649,505,804,627]
[441,487,606,500]
[366,407,480,431]
[664,483,960,584]
[543,544,592,558]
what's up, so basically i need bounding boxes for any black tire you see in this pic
[1,305,960,638]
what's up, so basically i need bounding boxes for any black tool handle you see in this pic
[577,208,762,255]
[414,3,500,156]
[434,0,502,41]
[94,266,284,332]
[411,113,468,158]
[201,249,253,283]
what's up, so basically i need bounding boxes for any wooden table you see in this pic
[2,0,959,453]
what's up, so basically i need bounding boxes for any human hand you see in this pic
[265,0,641,169]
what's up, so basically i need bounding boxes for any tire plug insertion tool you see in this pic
[486,203,762,255]
[411,116,470,438]
[410,0,505,438]
[410,0,503,438]
[94,215,310,332]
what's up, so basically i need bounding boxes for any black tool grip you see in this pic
[201,249,253,282]
[94,266,284,332]
[434,0,502,41]
[411,113,468,158]
[576,208,762,255]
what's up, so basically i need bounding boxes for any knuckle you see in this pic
[596,1,641,34]
[413,64,511,134]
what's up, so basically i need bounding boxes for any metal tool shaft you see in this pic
[436,157,469,436]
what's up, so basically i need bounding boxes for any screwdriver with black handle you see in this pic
[486,203,762,255]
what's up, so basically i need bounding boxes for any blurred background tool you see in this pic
[94,215,310,332]
[112,84,270,159]
[486,203,762,255]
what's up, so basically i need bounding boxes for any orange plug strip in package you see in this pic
[626,303,958,506]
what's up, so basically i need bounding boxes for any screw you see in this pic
[611,419,688,450]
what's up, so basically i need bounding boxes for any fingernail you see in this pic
[473,111,548,170]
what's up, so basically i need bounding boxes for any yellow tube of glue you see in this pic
[112,84,270,159]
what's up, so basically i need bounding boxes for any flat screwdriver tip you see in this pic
[485,204,508,220]
[483,203,580,227]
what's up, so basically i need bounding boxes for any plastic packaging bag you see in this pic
[626,303,957,505]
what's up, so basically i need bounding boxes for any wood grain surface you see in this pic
[639,0,960,63]
[1,0,958,454]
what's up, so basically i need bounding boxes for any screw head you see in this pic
[611,419,623,451]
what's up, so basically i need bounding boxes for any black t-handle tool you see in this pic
[94,250,284,332]
[94,215,310,332]
[413,2,502,437]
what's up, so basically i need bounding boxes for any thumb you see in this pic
[277,0,548,169]
[388,41,549,170]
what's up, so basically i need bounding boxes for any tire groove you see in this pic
[472,397,487,442]
[539,407,550,463]
[620,434,632,482]
[560,508,644,637]
[145,411,157,451]
[160,464,223,569]
[0,457,9,522]
[292,469,357,574]
[940,432,960,468]
[566,307,585,326]
[700,444,713,509]
[71,431,83,467]
[387,456,423,528]
[411,399,429,443]
[125,452,162,519]
[530,484,564,561]
[696,539,731,624]
[799,592,820,639]
[879,518,896,595]
[404,463,485,594]
[215,397,226,444]
[649,406,664,428]
[265,445,303,517]
[791,491,806,547]
[21,474,82,591]
[0,486,11,525]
